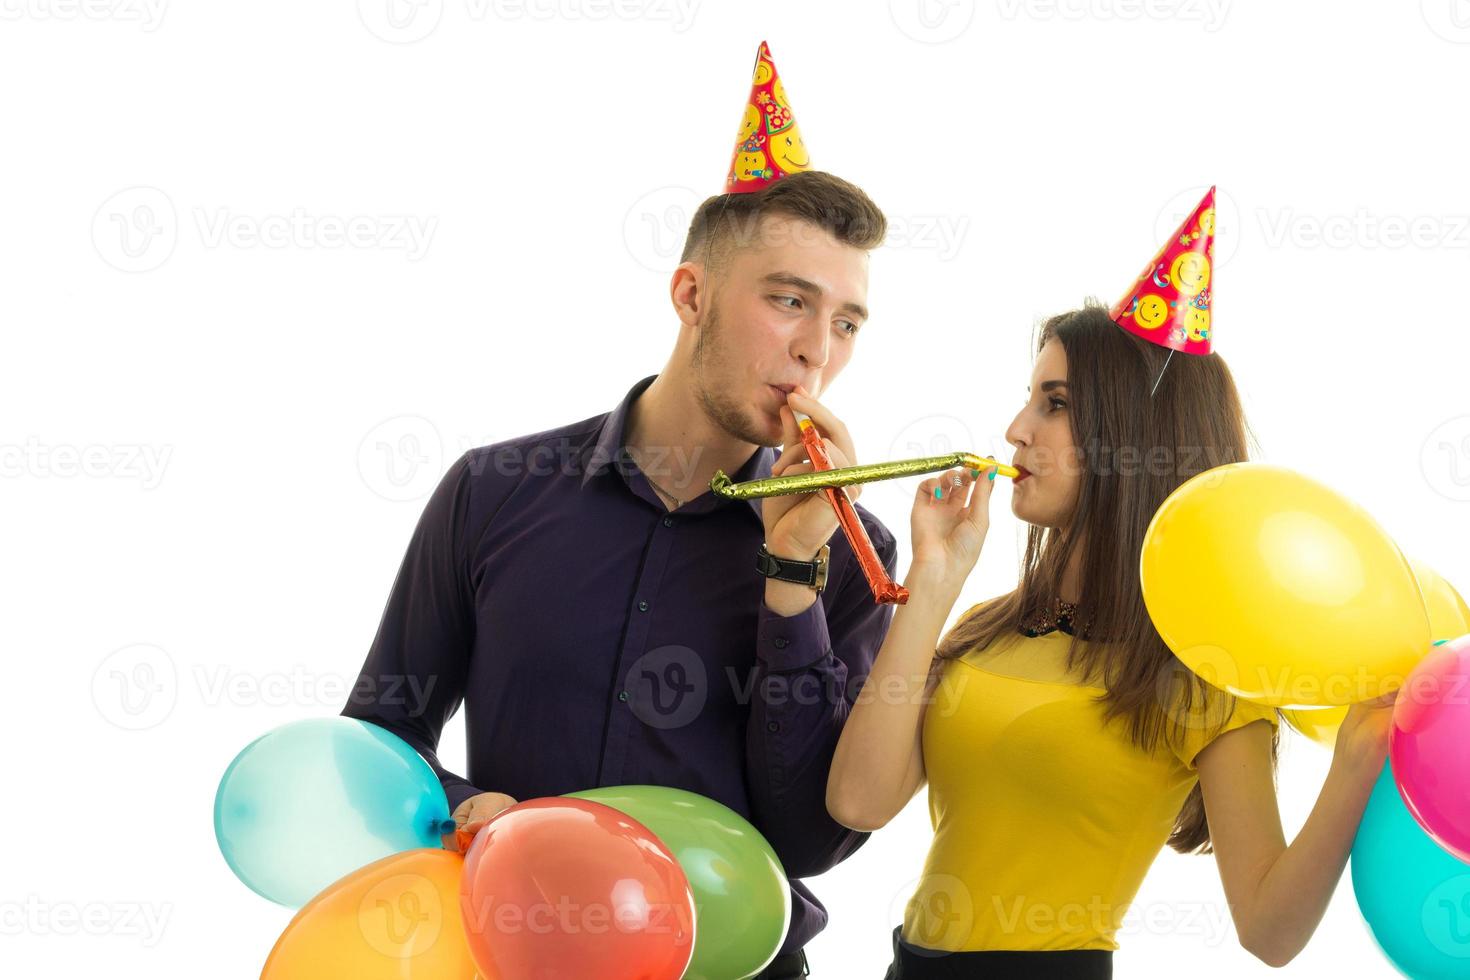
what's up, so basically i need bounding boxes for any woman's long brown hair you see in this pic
[934,300,1280,854]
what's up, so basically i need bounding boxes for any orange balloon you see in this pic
[261,848,478,980]
[461,797,695,980]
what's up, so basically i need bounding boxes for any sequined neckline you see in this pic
[1018,597,1090,639]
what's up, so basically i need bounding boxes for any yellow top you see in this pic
[900,616,1279,953]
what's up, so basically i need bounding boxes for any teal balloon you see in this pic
[1351,759,1470,978]
[214,718,454,907]
[568,785,790,980]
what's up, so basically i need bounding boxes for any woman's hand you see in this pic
[910,462,996,589]
[1333,687,1400,772]
[761,386,859,559]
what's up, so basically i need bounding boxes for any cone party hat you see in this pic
[1110,187,1217,356]
[725,41,812,193]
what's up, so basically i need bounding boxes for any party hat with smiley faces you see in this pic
[725,41,813,193]
[1110,187,1217,356]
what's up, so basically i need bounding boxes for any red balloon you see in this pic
[459,797,695,979]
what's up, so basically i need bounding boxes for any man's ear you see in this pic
[669,261,704,328]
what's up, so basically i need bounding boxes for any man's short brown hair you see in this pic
[679,171,887,270]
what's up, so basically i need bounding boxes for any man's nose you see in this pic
[792,317,829,369]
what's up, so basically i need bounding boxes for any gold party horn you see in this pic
[711,452,1021,500]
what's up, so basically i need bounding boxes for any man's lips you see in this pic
[769,383,806,407]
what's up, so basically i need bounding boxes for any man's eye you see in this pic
[839,321,858,336]
[773,295,801,309]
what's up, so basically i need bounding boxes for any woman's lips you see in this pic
[1014,466,1032,483]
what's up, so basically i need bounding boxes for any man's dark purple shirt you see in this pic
[343,374,898,955]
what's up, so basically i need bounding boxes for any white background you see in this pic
[4,0,1469,976]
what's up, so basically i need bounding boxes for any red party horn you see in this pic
[794,411,909,606]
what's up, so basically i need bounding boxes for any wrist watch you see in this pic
[756,543,831,593]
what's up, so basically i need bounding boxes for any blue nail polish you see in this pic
[934,487,943,500]
[988,470,997,482]
[971,469,981,478]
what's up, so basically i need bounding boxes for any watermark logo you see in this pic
[92,643,178,731]
[624,186,701,273]
[1258,209,1470,250]
[882,415,982,504]
[890,0,976,43]
[1422,0,1470,43]
[1421,416,1470,503]
[359,0,699,42]
[0,0,168,30]
[0,897,172,946]
[357,0,445,43]
[1423,874,1470,957]
[93,187,437,272]
[0,438,173,488]
[93,186,177,273]
[889,872,976,949]
[625,645,707,731]
[1155,185,1238,267]
[359,415,446,502]
[358,873,444,956]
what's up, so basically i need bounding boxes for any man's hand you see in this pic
[443,791,518,852]
[762,385,859,560]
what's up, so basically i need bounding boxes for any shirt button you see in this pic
[662,516,674,528]
[638,600,649,612]
[767,720,780,733]
[618,691,630,702]
[773,637,788,649]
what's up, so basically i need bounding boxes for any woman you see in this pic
[826,302,1398,977]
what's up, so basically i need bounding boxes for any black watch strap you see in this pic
[756,543,830,592]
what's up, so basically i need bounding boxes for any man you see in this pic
[343,42,896,978]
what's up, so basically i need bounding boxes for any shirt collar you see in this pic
[580,374,774,522]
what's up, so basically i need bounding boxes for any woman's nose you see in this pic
[1004,409,1028,448]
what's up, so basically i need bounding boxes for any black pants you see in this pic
[883,926,1112,979]
[752,947,809,979]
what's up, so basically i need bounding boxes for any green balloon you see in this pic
[567,785,790,980]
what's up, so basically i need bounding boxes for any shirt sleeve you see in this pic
[1172,692,1281,772]
[743,510,899,879]
[341,450,484,811]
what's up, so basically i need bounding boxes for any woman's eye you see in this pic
[1048,398,1067,412]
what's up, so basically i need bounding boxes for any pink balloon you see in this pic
[1391,633,1470,861]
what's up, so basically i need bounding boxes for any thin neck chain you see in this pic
[627,448,685,510]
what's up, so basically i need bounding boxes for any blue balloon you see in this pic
[1351,759,1470,978]
[214,718,454,907]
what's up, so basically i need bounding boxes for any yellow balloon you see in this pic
[1141,463,1430,707]
[1411,557,1470,638]
[261,849,479,980]
[1281,704,1350,747]
[1284,559,1470,746]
